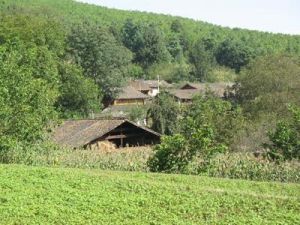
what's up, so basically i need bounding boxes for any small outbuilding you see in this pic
[52,119,160,149]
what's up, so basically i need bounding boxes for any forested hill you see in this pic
[2,0,300,49]
[0,0,300,119]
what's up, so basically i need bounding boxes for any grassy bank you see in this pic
[0,164,299,225]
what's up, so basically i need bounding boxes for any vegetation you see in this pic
[149,95,244,172]
[147,92,180,135]
[1,164,299,224]
[235,55,300,118]
[264,105,300,161]
[0,0,300,189]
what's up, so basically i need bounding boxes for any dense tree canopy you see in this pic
[235,55,300,118]
[0,41,58,143]
[68,24,132,102]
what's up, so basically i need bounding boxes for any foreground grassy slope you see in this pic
[0,165,299,225]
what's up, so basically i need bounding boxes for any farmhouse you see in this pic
[168,82,233,103]
[129,79,172,97]
[180,82,233,97]
[52,119,160,149]
[113,86,149,106]
[168,89,200,103]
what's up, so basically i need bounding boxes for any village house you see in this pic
[168,89,200,104]
[129,79,172,97]
[113,86,149,106]
[52,119,161,150]
[169,82,233,104]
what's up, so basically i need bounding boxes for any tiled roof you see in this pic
[179,82,233,97]
[116,86,149,100]
[129,80,173,90]
[169,89,201,100]
[51,119,160,148]
[52,119,125,148]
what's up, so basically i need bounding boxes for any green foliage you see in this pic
[148,134,189,172]
[122,20,170,68]
[68,24,132,102]
[264,105,300,161]
[149,96,244,173]
[0,13,65,56]
[147,92,180,135]
[56,62,101,118]
[2,145,300,183]
[0,41,58,144]
[189,39,215,81]
[181,95,245,146]
[1,164,299,224]
[236,55,300,118]
[128,106,147,124]
[208,66,237,82]
[146,62,191,82]
[216,39,254,72]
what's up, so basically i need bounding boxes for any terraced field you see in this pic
[0,164,299,224]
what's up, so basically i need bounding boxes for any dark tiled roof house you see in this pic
[52,119,160,149]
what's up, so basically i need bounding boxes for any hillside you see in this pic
[1,0,299,83]
[2,0,300,48]
[0,164,299,224]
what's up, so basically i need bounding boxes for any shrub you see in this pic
[264,105,300,161]
[148,134,189,172]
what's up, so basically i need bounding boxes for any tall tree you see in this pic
[235,55,300,118]
[147,92,180,135]
[122,20,170,68]
[68,24,133,102]
[0,41,59,143]
[216,39,253,72]
[189,39,215,82]
[56,62,101,118]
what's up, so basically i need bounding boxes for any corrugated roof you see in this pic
[52,119,160,148]
[116,86,149,100]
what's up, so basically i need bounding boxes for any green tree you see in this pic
[122,20,170,68]
[189,39,215,82]
[148,95,243,173]
[56,62,101,118]
[181,95,244,146]
[147,92,180,135]
[216,39,253,72]
[264,105,300,161]
[68,24,132,102]
[0,42,58,144]
[235,55,300,118]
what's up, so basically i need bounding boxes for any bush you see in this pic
[264,105,300,161]
[148,134,189,172]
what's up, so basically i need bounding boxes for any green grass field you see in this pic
[0,164,299,225]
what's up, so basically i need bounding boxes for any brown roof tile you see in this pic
[179,82,233,97]
[52,119,160,148]
[116,86,149,100]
